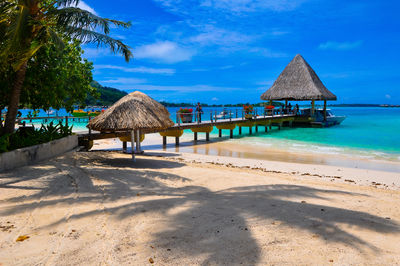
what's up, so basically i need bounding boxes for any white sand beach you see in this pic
[1,143,400,265]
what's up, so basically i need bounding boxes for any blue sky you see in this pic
[80,0,400,104]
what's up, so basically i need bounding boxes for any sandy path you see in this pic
[0,151,400,265]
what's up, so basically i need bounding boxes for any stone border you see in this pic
[0,135,78,172]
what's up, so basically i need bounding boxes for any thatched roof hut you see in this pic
[87,91,174,132]
[260,54,337,101]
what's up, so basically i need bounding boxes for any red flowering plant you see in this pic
[178,108,193,113]
[264,105,275,110]
[243,105,254,114]
[178,108,193,123]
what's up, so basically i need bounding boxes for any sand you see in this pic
[1,149,400,265]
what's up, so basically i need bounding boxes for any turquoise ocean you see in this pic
[18,107,400,162]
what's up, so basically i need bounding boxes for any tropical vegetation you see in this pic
[0,0,132,135]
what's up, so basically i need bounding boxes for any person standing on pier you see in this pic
[196,102,203,123]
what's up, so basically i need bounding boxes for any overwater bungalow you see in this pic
[261,54,345,127]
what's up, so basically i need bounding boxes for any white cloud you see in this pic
[318,41,363,51]
[211,97,219,101]
[99,77,147,84]
[189,25,255,47]
[199,0,309,12]
[249,47,288,58]
[77,1,98,15]
[156,0,309,13]
[135,41,195,63]
[94,65,175,75]
[105,83,243,92]
[385,94,391,99]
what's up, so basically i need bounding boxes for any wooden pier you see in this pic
[77,113,296,150]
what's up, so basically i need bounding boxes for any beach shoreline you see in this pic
[92,133,400,188]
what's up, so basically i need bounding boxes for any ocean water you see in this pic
[17,107,400,161]
[175,107,400,162]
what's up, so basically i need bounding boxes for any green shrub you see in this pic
[0,122,73,153]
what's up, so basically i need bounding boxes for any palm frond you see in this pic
[66,26,132,62]
[50,7,130,35]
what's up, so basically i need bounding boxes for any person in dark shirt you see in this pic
[195,102,203,122]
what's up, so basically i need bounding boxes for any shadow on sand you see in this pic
[0,152,399,265]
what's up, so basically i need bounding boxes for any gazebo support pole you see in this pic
[123,141,127,153]
[130,130,135,162]
[323,100,327,121]
[136,129,142,153]
[162,136,167,146]
[311,100,315,116]
[135,129,141,153]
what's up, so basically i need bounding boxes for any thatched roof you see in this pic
[87,91,174,132]
[261,54,337,101]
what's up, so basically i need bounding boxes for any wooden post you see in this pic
[123,141,127,153]
[323,100,327,121]
[163,136,167,146]
[249,127,252,135]
[65,116,68,127]
[131,130,135,161]
[311,100,315,116]
[239,126,242,135]
[206,132,210,141]
[265,126,268,132]
[88,116,92,136]
[194,132,198,141]
[175,137,179,146]
[135,129,141,153]
[219,129,222,137]
[230,129,233,138]
[255,125,258,132]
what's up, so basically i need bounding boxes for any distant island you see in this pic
[85,81,128,106]
[84,84,399,108]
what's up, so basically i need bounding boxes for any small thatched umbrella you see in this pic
[260,54,336,119]
[88,91,174,160]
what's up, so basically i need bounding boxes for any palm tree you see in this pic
[0,0,133,134]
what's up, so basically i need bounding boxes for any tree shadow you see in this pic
[0,152,399,265]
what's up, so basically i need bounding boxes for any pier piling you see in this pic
[239,127,242,135]
[194,132,198,141]
[230,129,233,138]
[206,133,210,141]
[123,141,127,153]
[162,136,167,146]
[219,129,222,137]
[175,137,179,146]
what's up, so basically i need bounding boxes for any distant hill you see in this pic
[86,81,128,106]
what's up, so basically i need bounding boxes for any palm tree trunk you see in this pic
[3,61,28,134]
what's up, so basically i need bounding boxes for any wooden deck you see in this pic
[78,113,296,142]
